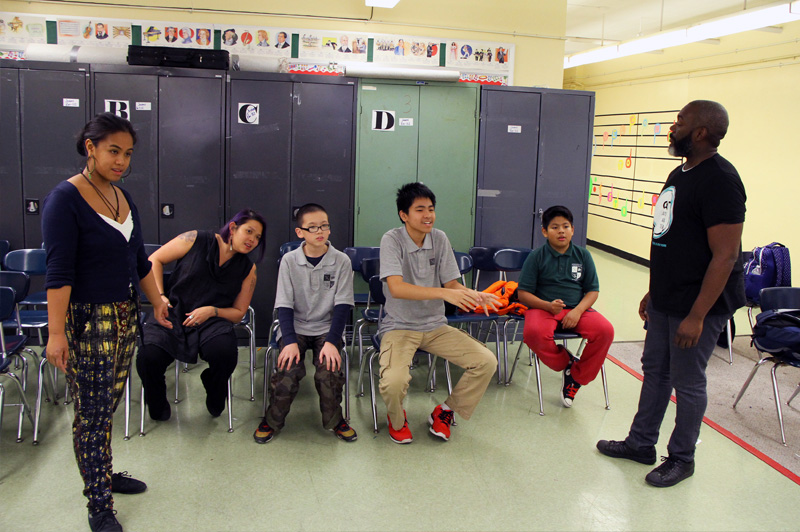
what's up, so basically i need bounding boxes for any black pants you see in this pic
[137,332,238,414]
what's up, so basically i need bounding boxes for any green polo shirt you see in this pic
[517,242,600,308]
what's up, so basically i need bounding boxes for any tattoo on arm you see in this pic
[179,230,197,243]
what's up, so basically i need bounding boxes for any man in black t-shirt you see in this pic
[597,100,746,487]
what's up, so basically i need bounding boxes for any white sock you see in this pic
[441,403,452,411]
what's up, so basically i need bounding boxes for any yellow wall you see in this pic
[566,21,800,284]
[4,0,567,88]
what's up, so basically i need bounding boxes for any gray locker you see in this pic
[159,74,226,241]
[92,69,159,243]
[8,62,90,248]
[476,86,594,251]
[0,62,23,250]
[227,73,357,340]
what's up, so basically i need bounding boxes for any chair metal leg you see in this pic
[0,383,4,444]
[356,321,369,397]
[787,383,800,406]
[123,372,131,440]
[533,353,544,416]
[139,385,146,436]
[601,363,610,410]
[770,363,787,445]
[246,322,256,401]
[725,320,733,365]
[174,362,181,404]
[425,354,436,393]
[227,377,234,433]
[367,348,379,433]
[2,370,34,442]
[508,340,524,384]
[732,357,770,408]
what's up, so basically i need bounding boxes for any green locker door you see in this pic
[355,82,421,246]
[417,84,479,253]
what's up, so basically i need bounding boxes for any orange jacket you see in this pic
[472,280,528,316]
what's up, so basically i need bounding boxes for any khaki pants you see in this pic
[379,325,497,430]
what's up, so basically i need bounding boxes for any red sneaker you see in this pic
[429,405,455,441]
[388,411,413,444]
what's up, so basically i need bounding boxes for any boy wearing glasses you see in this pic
[253,203,357,443]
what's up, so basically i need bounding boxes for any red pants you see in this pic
[522,308,614,385]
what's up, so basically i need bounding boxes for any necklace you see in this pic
[81,170,120,221]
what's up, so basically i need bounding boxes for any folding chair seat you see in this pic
[0,287,36,443]
[0,240,10,268]
[733,286,800,445]
[491,248,534,384]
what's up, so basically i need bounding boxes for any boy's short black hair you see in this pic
[396,182,436,222]
[294,203,327,227]
[542,205,574,228]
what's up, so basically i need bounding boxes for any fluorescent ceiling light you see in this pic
[565,0,800,69]
[366,0,401,7]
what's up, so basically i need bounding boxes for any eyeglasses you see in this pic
[300,224,331,233]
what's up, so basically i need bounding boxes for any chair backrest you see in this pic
[759,287,800,311]
[279,240,303,257]
[493,248,532,273]
[0,271,30,304]
[0,240,9,269]
[344,246,380,273]
[4,248,47,275]
[0,286,15,322]
[360,257,380,284]
[144,243,161,257]
[453,251,473,276]
[368,275,386,306]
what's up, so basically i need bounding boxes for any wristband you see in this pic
[214,307,218,317]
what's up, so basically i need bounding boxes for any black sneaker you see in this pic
[88,510,123,532]
[331,419,358,442]
[253,418,276,444]
[596,439,657,465]
[561,361,581,407]
[201,369,225,417]
[111,471,147,494]
[645,456,695,487]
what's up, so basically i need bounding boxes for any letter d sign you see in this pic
[372,110,395,131]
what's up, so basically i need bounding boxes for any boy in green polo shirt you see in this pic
[517,205,614,407]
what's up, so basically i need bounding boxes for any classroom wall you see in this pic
[565,21,800,285]
[4,0,567,88]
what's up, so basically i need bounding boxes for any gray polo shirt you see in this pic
[274,242,354,338]
[379,226,460,334]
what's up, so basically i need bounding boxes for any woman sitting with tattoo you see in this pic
[137,209,265,420]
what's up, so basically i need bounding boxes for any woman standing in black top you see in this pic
[137,209,264,421]
[43,113,171,532]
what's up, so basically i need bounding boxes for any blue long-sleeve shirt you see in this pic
[42,180,151,304]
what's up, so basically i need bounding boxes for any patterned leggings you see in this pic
[65,297,137,515]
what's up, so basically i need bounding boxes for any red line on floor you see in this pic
[606,354,800,486]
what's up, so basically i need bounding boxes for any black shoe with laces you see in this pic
[645,456,695,487]
[88,510,123,532]
[111,471,147,494]
[596,439,657,465]
[561,361,581,407]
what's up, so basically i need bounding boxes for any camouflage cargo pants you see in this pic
[266,334,345,430]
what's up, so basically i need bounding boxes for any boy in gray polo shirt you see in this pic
[253,203,357,443]
[378,183,499,444]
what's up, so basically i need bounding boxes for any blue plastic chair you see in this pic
[4,249,47,306]
[344,247,381,305]
[0,240,9,269]
[733,286,800,444]
[0,287,36,443]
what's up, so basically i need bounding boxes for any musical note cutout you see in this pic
[618,159,624,170]
[638,191,645,210]
[653,123,661,144]
[625,149,632,168]
[629,115,636,129]
[611,129,618,147]
[621,198,628,218]
[603,131,609,148]
[607,185,614,203]
[620,125,627,135]
[643,118,649,129]
[597,184,603,204]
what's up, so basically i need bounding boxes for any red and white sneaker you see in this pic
[388,411,413,444]
[429,405,455,441]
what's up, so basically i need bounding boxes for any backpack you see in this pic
[744,243,791,304]
[751,309,800,360]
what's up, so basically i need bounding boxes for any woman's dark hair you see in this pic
[76,112,138,156]
[396,182,436,222]
[542,205,574,227]
[219,208,267,262]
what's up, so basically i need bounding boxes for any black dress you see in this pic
[142,231,252,363]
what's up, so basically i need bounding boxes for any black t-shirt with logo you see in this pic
[650,154,746,316]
